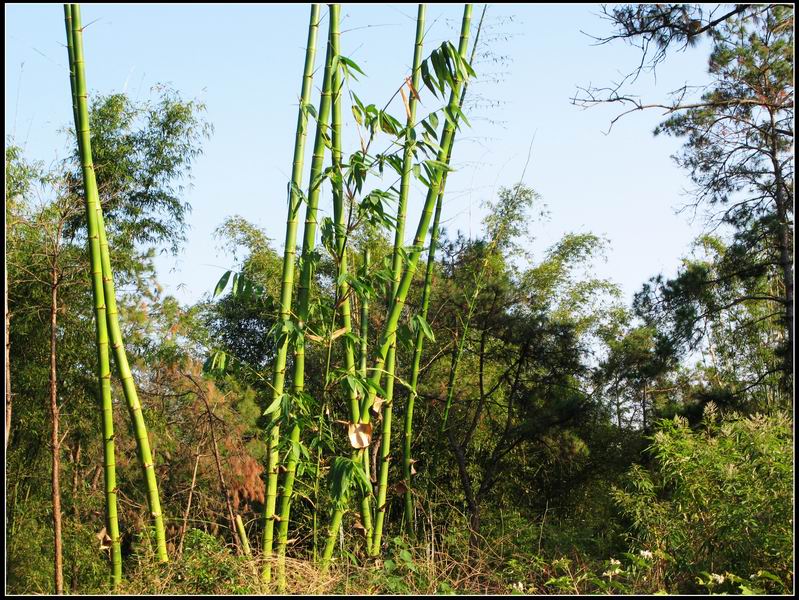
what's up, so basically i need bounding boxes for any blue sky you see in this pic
[6,4,712,307]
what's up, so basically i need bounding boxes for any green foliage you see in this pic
[612,406,793,592]
[173,529,241,594]
[67,88,212,257]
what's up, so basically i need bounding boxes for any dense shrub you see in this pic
[612,404,793,592]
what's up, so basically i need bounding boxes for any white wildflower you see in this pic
[610,558,621,566]
[710,573,725,584]
[639,550,653,559]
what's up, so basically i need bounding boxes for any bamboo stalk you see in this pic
[236,515,252,557]
[265,3,323,586]
[371,3,427,556]
[329,4,360,425]
[357,4,473,430]
[351,5,473,558]
[325,3,474,563]
[70,3,170,563]
[402,191,442,533]
[321,3,366,569]
[357,247,374,553]
[50,260,64,595]
[64,3,122,585]
[359,246,370,378]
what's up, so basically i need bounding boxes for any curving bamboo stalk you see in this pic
[357,4,473,432]
[64,3,122,585]
[359,246,370,379]
[71,3,170,564]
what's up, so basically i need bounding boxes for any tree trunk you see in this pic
[188,374,239,551]
[50,266,64,595]
[641,380,647,430]
[70,440,81,593]
[446,428,480,550]
[769,111,793,382]
[177,450,201,558]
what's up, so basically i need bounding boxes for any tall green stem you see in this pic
[402,191,442,533]
[263,4,322,584]
[371,3,427,556]
[358,4,472,429]
[439,3,493,432]
[276,3,352,585]
[330,4,360,426]
[64,3,121,585]
[98,214,169,562]
[362,2,472,553]
[357,247,374,552]
[321,3,373,569]
[359,246,370,379]
[72,3,169,564]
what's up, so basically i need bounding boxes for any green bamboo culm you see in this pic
[330,4,374,548]
[371,3,427,556]
[277,3,337,579]
[357,2,473,428]
[403,191,442,534]
[235,515,252,557]
[404,6,487,529]
[70,3,170,564]
[329,3,361,428]
[321,3,369,569]
[64,3,122,585]
[358,3,473,557]
[263,3,322,585]
[359,246,370,378]
[358,246,374,552]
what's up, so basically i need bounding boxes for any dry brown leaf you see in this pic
[400,86,412,121]
[347,422,372,449]
[329,327,347,341]
[406,76,421,102]
[370,397,387,418]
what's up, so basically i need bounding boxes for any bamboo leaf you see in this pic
[263,394,283,416]
[338,55,366,77]
[213,270,232,297]
[420,60,438,98]
[351,104,364,126]
[413,314,435,342]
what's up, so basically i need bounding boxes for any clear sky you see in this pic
[5,3,712,307]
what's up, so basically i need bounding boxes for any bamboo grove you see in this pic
[6,2,793,595]
[59,0,485,590]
